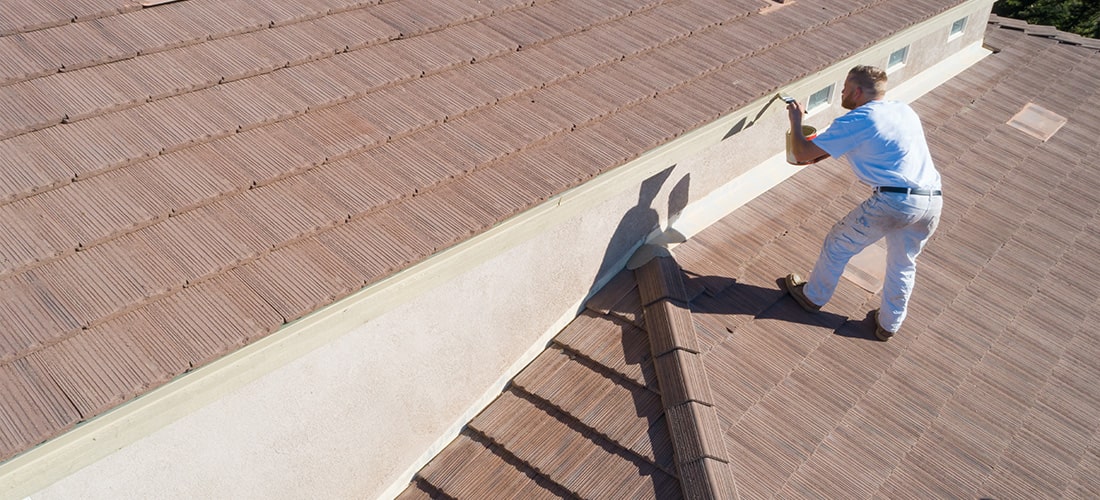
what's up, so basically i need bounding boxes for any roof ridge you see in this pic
[635,256,740,499]
[988,14,1100,50]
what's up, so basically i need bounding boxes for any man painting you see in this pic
[784,65,943,341]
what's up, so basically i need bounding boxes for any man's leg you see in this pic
[803,196,892,307]
[878,202,941,332]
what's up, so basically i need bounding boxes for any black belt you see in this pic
[876,186,942,196]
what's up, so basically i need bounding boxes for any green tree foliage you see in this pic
[993,0,1100,38]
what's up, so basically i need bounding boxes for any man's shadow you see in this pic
[585,93,789,307]
[684,271,878,339]
[585,166,682,305]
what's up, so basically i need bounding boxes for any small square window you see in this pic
[807,84,833,112]
[887,46,909,71]
[949,17,967,39]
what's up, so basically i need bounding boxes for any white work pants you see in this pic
[804,191,942,332]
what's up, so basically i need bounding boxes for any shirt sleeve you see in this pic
[811,111,866,159]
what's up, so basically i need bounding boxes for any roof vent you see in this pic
[142,0,185,7]
[1007,102,1067,141]
[759,0,795,15]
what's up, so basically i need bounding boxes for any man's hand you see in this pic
[787,100,805,127]
[784,99,829,164]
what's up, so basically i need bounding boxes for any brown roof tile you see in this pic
[1,81,66,139]
[512,347,670,468]
[634,254,689,305]
[479,8,559,49]
[33,325,160,419]
[415,432,568,499]
[553,310,655,390]
[0,2,64,36]
[138,296,252,370]
[665,402,727,463]
[680,457,741,499]
[0,35,54,85]
[653,349,715,408]
[470,388,680,498]
[317,211,429,280]
[240,0,325,27]
[644,299,700,357]
[0,357,83,455]
[0,198,75,270]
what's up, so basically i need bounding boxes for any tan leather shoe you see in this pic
[784,273,821,313]
[872,309,896,341]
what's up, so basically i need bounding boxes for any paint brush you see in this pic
[776,93,807,113]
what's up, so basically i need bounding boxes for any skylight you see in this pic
[1007,102,1067,141]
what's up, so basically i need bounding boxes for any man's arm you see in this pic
[787,100,830,164]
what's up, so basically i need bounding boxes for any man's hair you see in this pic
[848,65,888,98]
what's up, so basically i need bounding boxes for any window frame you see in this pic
[806,84,834,115]
[887,45,910,73]
[949,16,968,40]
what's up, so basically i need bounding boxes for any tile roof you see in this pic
[988,14,1100,49]
[0,0,972,464]
[397,18,1100,499]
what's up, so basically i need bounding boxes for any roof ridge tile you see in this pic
[636,256,737,498]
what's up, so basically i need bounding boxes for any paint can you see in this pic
[785,125,818,165]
